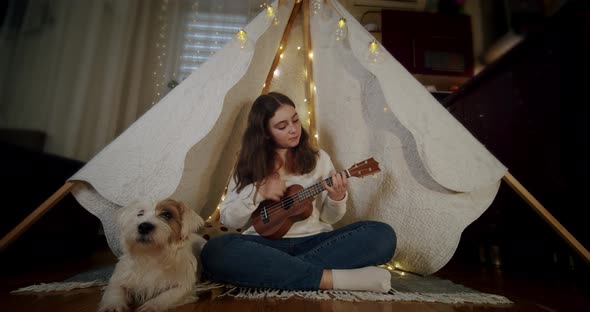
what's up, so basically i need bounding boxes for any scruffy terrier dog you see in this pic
[99,198,206,312]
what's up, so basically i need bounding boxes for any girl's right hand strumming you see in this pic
[258,173,286,201]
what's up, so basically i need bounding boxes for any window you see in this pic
[175,1,267,80]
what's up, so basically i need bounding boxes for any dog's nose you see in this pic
[138,222,155,235]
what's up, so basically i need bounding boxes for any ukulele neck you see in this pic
[295,170,351,202]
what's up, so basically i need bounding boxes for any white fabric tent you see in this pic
[69,0,506,275]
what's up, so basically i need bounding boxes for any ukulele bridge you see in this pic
[261,206,270,224]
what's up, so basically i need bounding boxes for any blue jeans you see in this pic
[200,221,396,290]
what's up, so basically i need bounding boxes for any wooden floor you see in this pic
[1,240,589,312]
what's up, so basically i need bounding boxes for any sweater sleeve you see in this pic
[318,150,347,224]
[220,177,263,230]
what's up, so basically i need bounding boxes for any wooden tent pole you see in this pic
[302,0,318,146]
[262,0,302,93]
[0,181,76,252]
[503,172,590,263]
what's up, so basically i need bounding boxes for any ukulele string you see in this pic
[260,177,333,217]
[260,181,326,217]
[260,168,356,217]
[258,168,357,218]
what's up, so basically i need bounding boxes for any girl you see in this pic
[201,92,396,292]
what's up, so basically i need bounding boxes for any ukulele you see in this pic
[250,158,381,239]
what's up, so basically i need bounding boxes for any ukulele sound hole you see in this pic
[281,200,293,210]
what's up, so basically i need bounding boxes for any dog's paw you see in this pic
[98,303,130,312]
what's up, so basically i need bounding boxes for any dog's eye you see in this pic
[137,210,144,217]
[160,211,173,220]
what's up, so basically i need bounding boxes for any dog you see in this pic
[99,198,206,312]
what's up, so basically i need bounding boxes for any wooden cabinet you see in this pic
[381,10,474,77]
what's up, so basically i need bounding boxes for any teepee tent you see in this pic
[2,0,588,275]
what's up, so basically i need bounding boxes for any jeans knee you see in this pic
[201,233,241,272]
[367,221,397,261]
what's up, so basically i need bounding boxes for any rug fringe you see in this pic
[193,281,226,294]
[219,287,513,304]
[10,281,512,304]
[11,281,108,293]
[11,280,228,294]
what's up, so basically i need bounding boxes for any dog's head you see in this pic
[118,198,204,254]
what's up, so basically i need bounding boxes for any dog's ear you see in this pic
[179,201,205,240]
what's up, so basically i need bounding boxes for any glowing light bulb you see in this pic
[236,29,248,49]
[369,40,379,53]
[338,18,346,29]
[265,4,278,25]
[367,39,384,63]
[237,29,247,41]
[335,18,347,41]
[266,6,275,18]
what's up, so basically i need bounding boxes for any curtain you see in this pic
[0,0,266,161]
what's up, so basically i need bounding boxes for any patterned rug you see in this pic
[11,265,512,304]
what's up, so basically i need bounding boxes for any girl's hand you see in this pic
[258,173,286,201]
[322,172,348,201]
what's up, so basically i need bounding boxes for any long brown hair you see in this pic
[234,92,318,193]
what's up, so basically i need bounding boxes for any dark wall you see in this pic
[444,0,590,273]
[0,142,101,271]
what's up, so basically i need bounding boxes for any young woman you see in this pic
[201,92,396,292]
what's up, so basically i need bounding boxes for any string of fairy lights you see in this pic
[235,1,385,73]
[232,0,385,136]
[151,0,384,106]
[151,0,170,106]
[152,0,263,106]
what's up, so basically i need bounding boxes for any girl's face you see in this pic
[267,104,301,149]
